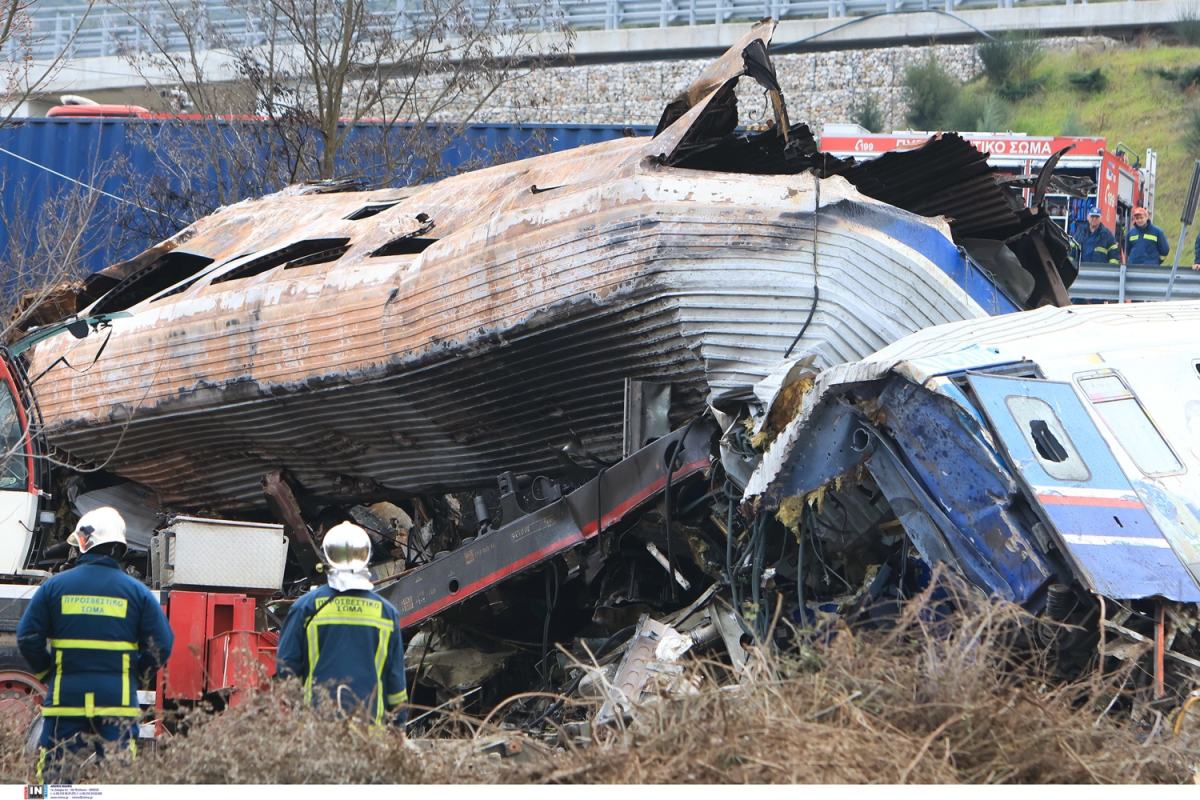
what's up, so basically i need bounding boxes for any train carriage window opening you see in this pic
[212,238,352,284]
[345,203,398,221]
[0,380,28,489]
[1004,395,1091,482]
[91,252,215,314]
[1078,373,1184,477]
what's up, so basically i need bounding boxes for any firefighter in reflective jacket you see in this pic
[17,507,174,781]
[1072,206,1119,264]
[276,522,408,728]
[1125,206,1170,265]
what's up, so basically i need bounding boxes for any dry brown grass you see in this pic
[4,582,1199,785]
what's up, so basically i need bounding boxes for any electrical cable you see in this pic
[770,10,998,55]
[785,170,820,359]
[664,440,680,604]
[0,146,182,221]
[539,566,559,691]
[784,286,819,359]
[663,416,704,603]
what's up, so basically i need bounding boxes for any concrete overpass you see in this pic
[23,0,1197,112]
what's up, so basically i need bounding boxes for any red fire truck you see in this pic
[820,127,1157,250]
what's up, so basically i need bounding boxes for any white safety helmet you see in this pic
[321,521,372,572]
[67,507,127,554]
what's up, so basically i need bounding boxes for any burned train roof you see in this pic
[25,20,1075,514]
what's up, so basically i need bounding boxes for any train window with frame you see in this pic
[1078,372,1184,477]
[1004,395,1091,482]
[211,238,351,284]
[0,378,29,490]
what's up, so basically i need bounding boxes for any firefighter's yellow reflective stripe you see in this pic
[35,668,50,680]
[50,639,138,651]
[373,629,390,723]
[312,616,392,631]
[1144,234,1159,242]
[85,692,95,716]
[52,651,63,705]
[122,654,130,707]
[304,616,321,704]
[42,706,141,717]
[61,595,128,617]
[129,739,138,759]
[387,689,408,706]
[314,596,383,618]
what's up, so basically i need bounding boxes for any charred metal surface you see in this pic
[262,469,322,581]
[378,420,716,628]
[25,20,1071,513]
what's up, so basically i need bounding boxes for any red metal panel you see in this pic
[206,630,275,706]
[205,593,255,639]
[204,594,262,703]
[1098,151,1122,234]
[163,591,207,701]
[821,133,1108,159]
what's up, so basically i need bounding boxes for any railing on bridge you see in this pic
[1070,263,1200,304]
[24,0,1131,61]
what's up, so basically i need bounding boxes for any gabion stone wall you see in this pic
[435,36,1107,131]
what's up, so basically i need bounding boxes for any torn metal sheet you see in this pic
[595,614,692,726]
[749,301,1200,606]
[25,22,1068,515]
[71,481,161,550]
[377,421,715,628]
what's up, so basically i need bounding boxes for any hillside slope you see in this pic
[1004,40,1200,257]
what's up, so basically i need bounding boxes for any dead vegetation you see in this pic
[3,580,1198,785]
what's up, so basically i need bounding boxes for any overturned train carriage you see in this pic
[747,301,1200,692]
[24,21,1071,516]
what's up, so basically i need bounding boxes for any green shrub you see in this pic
[945,92,1010,132]
[1067,68,1108,94]
[1060,109,1086,137]
[903,54,961,130]
[1173,3,1200,45]
[997,76,1046,102]
[851,94,886,133]
[1184,105,1200,156]
[977,31,1044,85]
[1155,65,1200,91]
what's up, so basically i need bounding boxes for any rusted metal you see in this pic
[24,21,1073,514]
[377,420,715,628]
[261,469,322,580]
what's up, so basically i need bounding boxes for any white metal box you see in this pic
[151,516,287,593]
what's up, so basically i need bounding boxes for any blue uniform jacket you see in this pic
[17,553,174,720]
[275,585,408,725]
[1126,222,1169,265]
[1072,224,1119,264]
[1193,231,1200,264]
